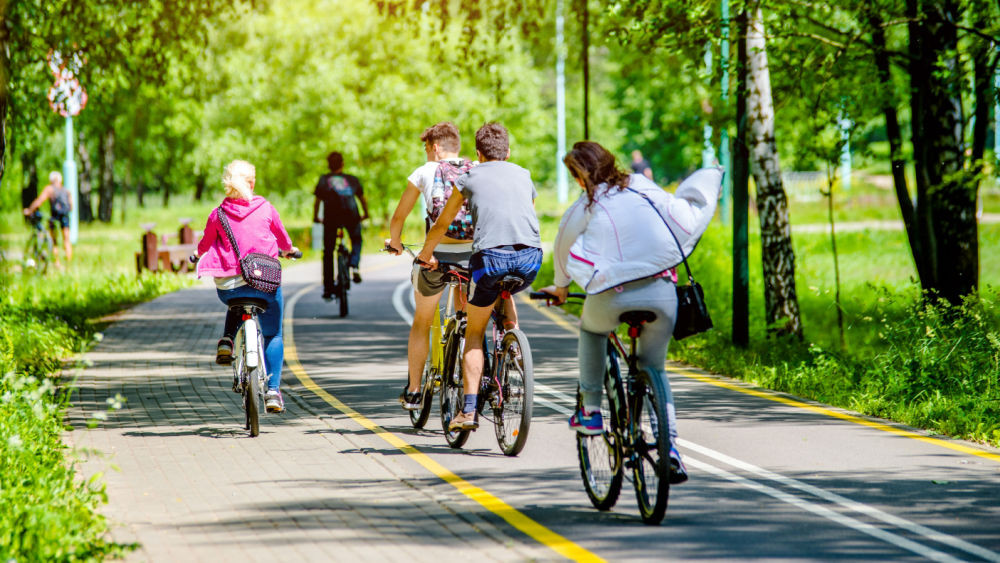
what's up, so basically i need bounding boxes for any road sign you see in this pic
[47,76,87,117]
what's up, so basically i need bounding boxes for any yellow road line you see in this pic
[518,294,1000,464]
[286,279,603,563]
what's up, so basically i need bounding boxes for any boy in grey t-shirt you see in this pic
[417,122,543,431]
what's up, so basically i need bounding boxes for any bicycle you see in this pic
[435,260,534,456]
[327,226,351,318]
[23,212,54,273]
[531,291,674,524]
[191,249,302,437]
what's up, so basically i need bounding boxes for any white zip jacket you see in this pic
[553,168,722,294]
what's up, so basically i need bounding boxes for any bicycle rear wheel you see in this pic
[439,329,469,448]
[577,341,625,511]
[409,358,434,428]
[492,329,533,456]
[631,367,672,524]
[337,251,349,317]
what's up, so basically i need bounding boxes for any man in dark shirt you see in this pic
[313,151,369,299]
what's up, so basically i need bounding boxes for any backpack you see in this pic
[426,159,474,240]
[51,187,70,216]
[324,175,359,222]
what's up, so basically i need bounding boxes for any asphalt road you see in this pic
[285,256,1000,562]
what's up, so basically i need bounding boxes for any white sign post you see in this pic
[46,51,86,244]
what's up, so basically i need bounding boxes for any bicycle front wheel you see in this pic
[577,340,625,511]
[439,330,470,449]
[245,367,260,437]
[631,367,672,524]
[492,329,533,456]
[409,358,435,428]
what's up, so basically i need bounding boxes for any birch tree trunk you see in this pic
[76,131,94,223]
[746,3,802,337]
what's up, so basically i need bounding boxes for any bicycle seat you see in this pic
[498,274,527,287]
[227,297,268,313]
[619,310,657,327]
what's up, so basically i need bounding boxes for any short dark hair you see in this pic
[420,122,461,153]
[475,122,509,161]
[327,151,344,172]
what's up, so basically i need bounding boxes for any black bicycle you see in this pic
[431,261,534,456]
[531,291,674,524]
[327,226,351,317]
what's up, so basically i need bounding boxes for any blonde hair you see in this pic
[222,160,255,201]
[49,171,62,185]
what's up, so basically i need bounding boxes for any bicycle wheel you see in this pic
[439,328,470,448]
[337,251,349,317]
[245,367,260,437]
[492,329,533,456]
[409,358,435,428]
[631,367,672,524]
[577,340,625,511]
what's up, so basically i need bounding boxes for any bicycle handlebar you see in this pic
[189,249,303,264]
[528,291,587,304]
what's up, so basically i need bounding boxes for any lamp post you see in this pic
[46,50,86,244]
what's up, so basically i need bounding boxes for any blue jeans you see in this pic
[217,285,284,390]
[468,246,543,307]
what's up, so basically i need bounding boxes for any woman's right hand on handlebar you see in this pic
[384,238,403,256]
[281,247,303,260]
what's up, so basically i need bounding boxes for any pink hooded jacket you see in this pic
[195,196,293,278]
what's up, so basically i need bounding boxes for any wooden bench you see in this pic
[136,219,201,274]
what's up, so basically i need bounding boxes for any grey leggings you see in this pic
[579,277,678,438]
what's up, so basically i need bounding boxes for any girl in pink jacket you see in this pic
[195,160,298,413]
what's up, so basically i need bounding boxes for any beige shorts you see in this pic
[411,244,473,297]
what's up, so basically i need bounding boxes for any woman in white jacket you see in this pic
[540,141,721,483]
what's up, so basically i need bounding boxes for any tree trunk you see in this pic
[19,152,37,210]
[76,131,94,223]
[908,0,978,304]
[97,128,116,223]
[746,3,802,337]
[866,8,928,284]
[163,177,170,207]
[732,9,751,347]
[194,175,206,201]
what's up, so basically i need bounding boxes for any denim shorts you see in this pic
[468,245,543,307]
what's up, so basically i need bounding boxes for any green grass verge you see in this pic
[533,220,1000,448]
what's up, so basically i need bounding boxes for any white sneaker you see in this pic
[265,389,284,413]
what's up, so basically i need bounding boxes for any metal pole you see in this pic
[581,0,589,140]
[556,0,569,204]
[995,56,999,177]
[702,43,716,168]
[64,115,79,244]
[719,0,731,224]
[732,9,750,347]
[839,111,852,191]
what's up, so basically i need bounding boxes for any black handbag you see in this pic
[217,207,282,293]
[626,188,713,340]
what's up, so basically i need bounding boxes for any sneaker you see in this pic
[216,338,233,365]
[352,269,362,284]
[321,293,333,302]
[399,385,422,411]
[669,445,689,485]
[449,411,478,430]
[568,409,603,435]
[265,389,284,413]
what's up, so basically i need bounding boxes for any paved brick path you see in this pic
[67,261,555,562]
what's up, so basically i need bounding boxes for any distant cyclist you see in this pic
[193,160,299,413]
[386,121,476,412]
[23,171,73,266]
[313,151,369,300]
[539,141,722,482]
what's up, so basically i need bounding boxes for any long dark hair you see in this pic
[562,141,630,207]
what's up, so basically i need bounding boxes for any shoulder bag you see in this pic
[217,207,282,293]
[625,188,713,340]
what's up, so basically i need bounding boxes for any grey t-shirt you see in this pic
[455,160,542,253]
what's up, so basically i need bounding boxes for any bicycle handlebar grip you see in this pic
[188,253,199,264]
[285,250,303,260]
[528,292,550,300]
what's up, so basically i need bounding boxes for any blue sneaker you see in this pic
[669,445,689,484]
[569,409,603,435]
